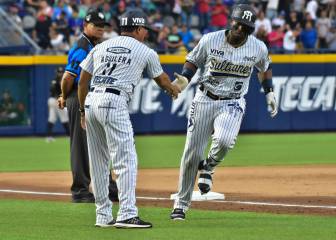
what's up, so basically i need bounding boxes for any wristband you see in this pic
[262,79,273,94]
[181,67,195,82]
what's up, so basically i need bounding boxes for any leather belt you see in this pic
[90,87,120,95]
[199,84,240,100]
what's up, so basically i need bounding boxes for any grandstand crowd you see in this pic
[2,0,336,54]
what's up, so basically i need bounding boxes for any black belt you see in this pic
[199,84,240,100]
[90,87,120,95]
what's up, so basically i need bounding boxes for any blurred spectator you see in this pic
[102,21,119,41]
[197,0,210,32]
[32,9,52,49]
[291,0,305,16]
[101,1,113,22]
[255,10,272,34]
[115,0,127,18]
[8,4,22,27]
[300,21,317,50]
[181,0,194,28]
[179,24,194,51]
[167,24,183,53]
[268,25,284,52]
[306,0,318,20]
[78,0,92,18]
[326,22,336,52]
[287,10,301,30]
[24,0,41,13]
[38,0,53,18]
[150,10,164,30]
[272,10,286,28]
[2,0,336,54]
[210,0,229,31]
[266,0,279,20]
[49,27,69,53]
[316,10,331,49]
[68,5,83,36]
[0,90,25,126]
[256,25,269,46]
[157,25,170,53]
[283,26,299,53]
[53,0,73,21]
[52,10,70,42]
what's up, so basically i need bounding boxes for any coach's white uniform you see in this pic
[80,36,163,224]
[174,30,271,211]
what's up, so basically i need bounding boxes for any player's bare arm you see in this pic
[77,70,92,129]
[153,72,181,99]
[173,61,198,91]
[258,69,278,118]
[58,72,75,109]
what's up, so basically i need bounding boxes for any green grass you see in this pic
[0,199,335,240]
[1,133,336,172]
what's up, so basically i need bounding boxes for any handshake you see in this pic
[172,73,189,92]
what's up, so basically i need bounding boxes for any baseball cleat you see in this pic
[95,219,116,228]
[170,208,185,220]
[114,217,152,228]
[198,160,213,194]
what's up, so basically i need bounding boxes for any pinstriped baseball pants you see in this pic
[84,91,138,224]
[174,89,246,211]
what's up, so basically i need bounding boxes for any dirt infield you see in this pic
[1,165,336,216]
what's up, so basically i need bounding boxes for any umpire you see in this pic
[58,9,118,203]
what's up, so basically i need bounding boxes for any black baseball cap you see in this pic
[85,10,110,27]
[119,9,152,30]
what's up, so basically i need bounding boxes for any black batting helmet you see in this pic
[119,9,151,30]
[231,4,257,29]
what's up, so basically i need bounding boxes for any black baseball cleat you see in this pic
[95,219,116,228]
[72,193,95,203]
[170,208,185,220]
[114,217,152,228]
[198,160,213,195]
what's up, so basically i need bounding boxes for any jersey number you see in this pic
[234,81,243,91]
[102,63,117,76]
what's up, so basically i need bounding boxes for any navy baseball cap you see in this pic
[119,9,152,30]
[85,10,110,27]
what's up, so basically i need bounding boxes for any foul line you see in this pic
[1,189,336,210]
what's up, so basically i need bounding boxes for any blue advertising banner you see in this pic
[0,55,335,135]
[130,63,336,133]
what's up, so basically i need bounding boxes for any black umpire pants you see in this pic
[66,90,91,197]
[66,90,118,199]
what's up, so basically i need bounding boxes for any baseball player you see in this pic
[46,66,69,143]
[170,4,278,220]
[58,10,118,203]
[78,9,180,228]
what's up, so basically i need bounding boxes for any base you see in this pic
[170,191,225,201]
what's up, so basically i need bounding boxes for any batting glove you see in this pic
[265,92,278,118]
[173,72,189,91]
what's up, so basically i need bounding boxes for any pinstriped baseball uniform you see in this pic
[80,36,163,224]
[174,30,271,211]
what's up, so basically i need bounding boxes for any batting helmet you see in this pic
[231,4,257,29]
[119,9,151,30]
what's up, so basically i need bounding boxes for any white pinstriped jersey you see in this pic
[187,30,271,98]
[80,36,163,97]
